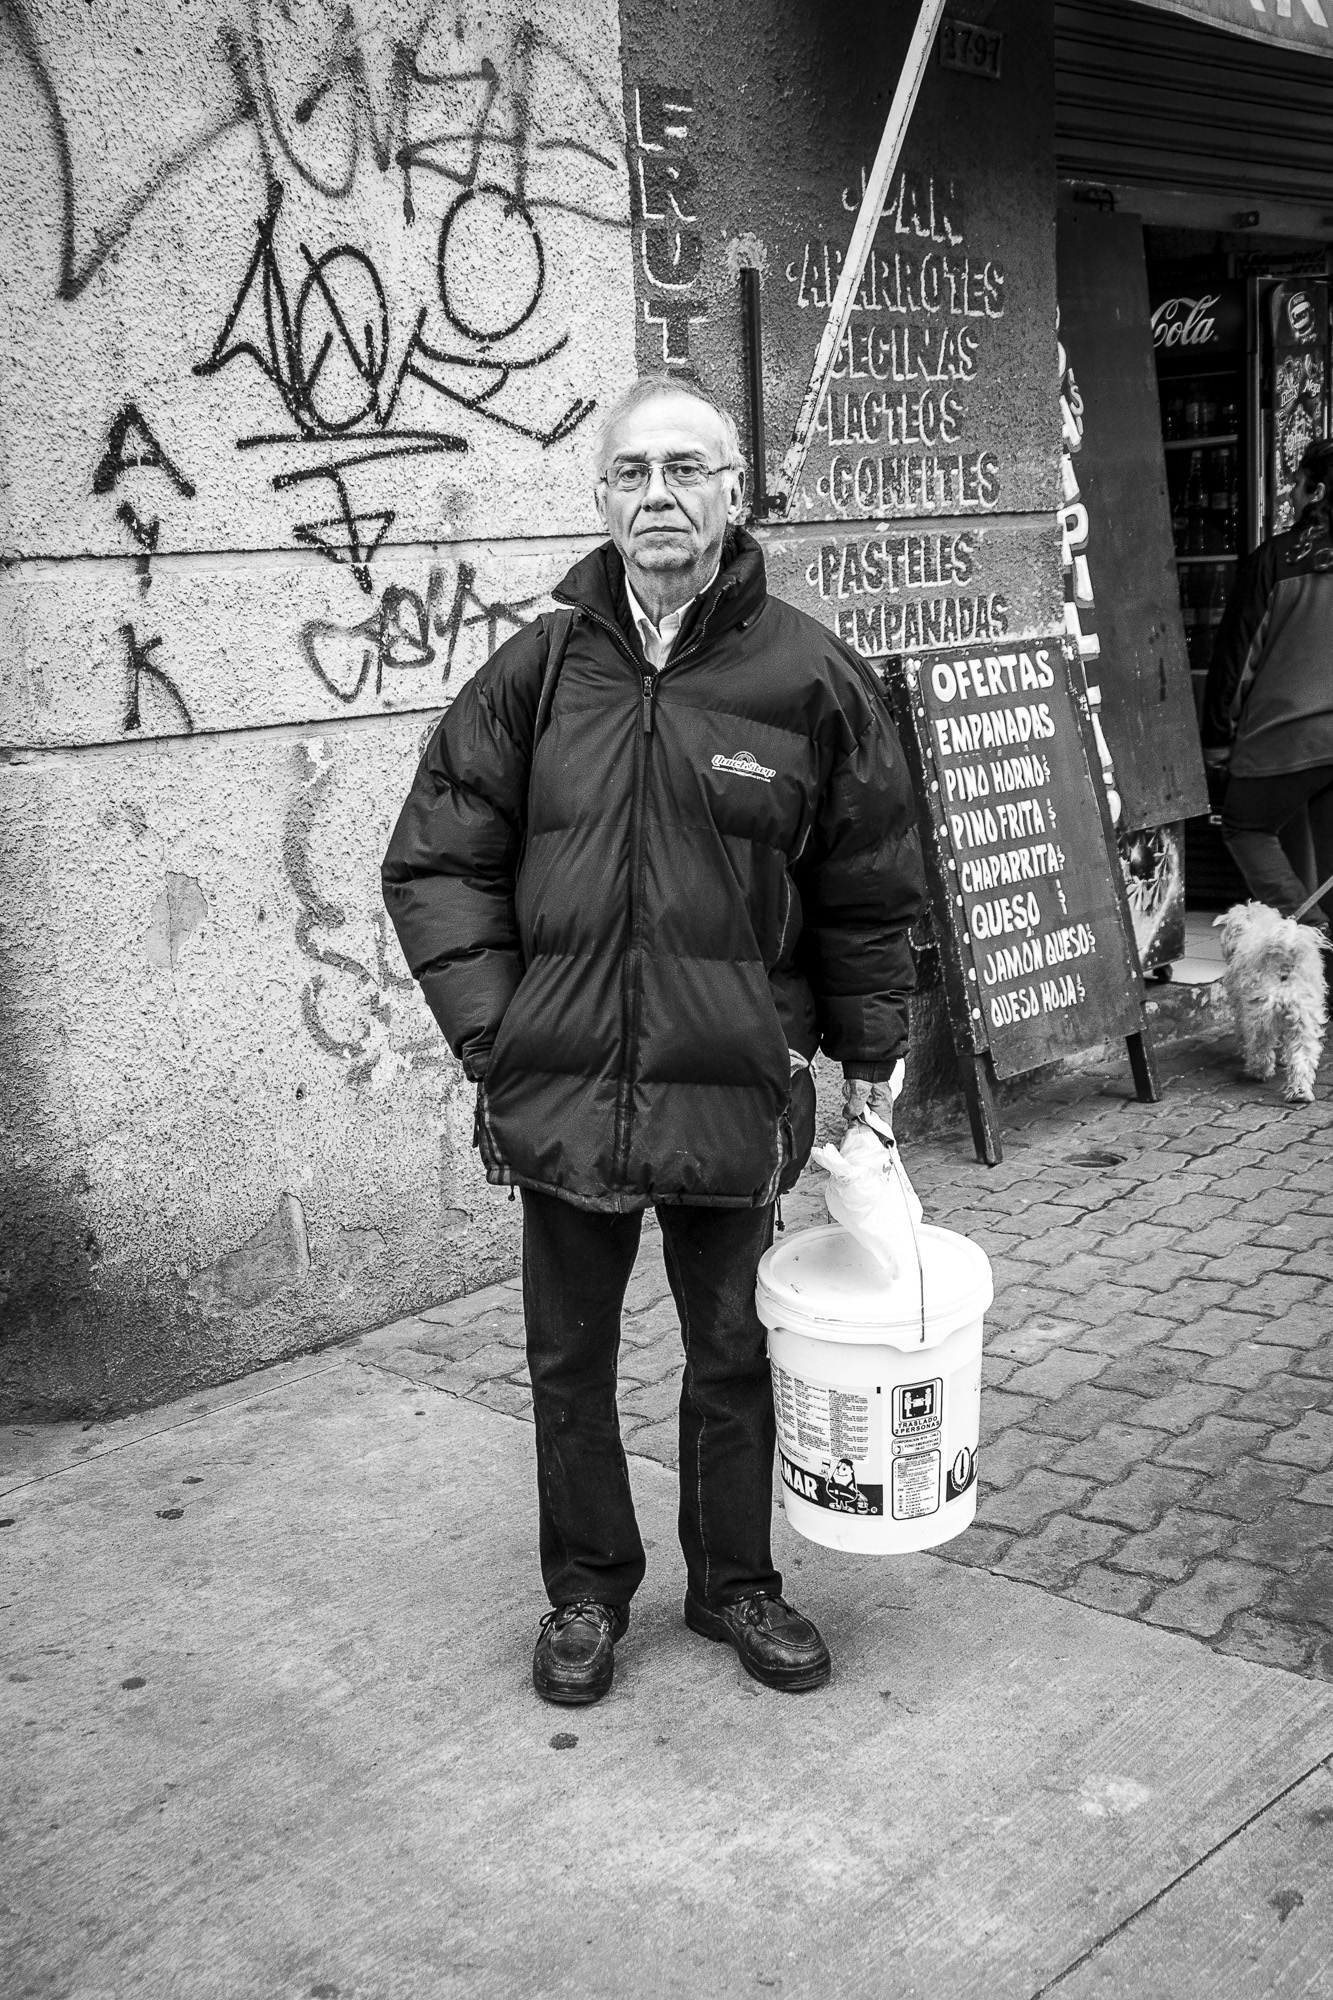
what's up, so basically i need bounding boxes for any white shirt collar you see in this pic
[623,565,720,670]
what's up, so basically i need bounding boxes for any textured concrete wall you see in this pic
[1,0,639,1415]
[1,0,1061,1417]
[2,718,508,1410]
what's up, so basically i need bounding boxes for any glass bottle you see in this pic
[1220,397,1239,436]
[1185,387,1204,436]
[1210,447,1230,516]
[1180,566,1198,661]
[1185,450,1207,554]
[1207,562,1230,640]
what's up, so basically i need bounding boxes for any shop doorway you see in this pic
[1148,238,1330,910]
[1055,0,1333,940]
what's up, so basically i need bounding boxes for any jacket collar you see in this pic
[1286,513,1333,569]
[553,527,768,647]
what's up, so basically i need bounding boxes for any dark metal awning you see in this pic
[1129,0,1333,60]
[1057,0,1333,214]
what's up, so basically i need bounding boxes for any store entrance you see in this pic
[1146,233,1331,911]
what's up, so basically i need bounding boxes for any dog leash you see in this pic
[1292,870,1333,925]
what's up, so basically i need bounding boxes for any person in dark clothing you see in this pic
[1203,438,1333,934]
[382,375,925,1705]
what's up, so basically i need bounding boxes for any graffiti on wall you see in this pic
[92,404,197,503]
[300,560,540,705]
[11,0,634,719]
[223,0,629,552]
[283,740,445,1089]
[120,626,194,735]
[10,1,629,297]
[0,0,640,1090]
[199,176,599,455]
[90,402,200,731]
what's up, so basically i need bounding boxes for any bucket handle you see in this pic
[885,1137,927,1345]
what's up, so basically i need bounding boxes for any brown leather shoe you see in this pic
[532,1601,630,1706]
[684,1589,831,1691]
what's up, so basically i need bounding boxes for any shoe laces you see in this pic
[539,1599,614,1636]
[732,1590,793,1627]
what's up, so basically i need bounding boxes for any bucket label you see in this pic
[892,1450,941,1520]
[892,1378,943,1439]
[771,1363,884,1517]
[946,1444,978,1501]
[779,1448,884,1517]
[888,1375,944,1519]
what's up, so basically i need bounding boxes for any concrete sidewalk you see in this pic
[5,1020,1333,1996]
[4,1352,1333,2000]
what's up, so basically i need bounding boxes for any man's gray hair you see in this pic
[593,373,743,476]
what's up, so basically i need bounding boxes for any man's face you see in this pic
[594,392,745,582]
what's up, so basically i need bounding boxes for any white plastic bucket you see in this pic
[756,1222,994,1555]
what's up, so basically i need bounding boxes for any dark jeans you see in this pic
[1222,764,1333,929]
[521,1189,780,1611]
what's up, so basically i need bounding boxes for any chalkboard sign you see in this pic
[888,635,1159,1161]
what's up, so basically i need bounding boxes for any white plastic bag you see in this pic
[811,1121,923,1279]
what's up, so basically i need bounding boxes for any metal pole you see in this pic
[769,0,948,516]
[739,265,769,518]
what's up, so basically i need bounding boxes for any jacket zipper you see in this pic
[776,825,811,965]
[554,589,730,1188]
[561,603,654,1184]
[614,669,657,1180]
[473,1078,513,1184]
[777,872,793,959]
[766,1108,793,1205]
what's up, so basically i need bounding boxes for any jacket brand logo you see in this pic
[712,749,776,782]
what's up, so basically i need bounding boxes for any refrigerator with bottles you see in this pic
[1148,262,1331,904]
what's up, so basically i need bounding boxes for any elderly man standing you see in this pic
[383,374,924,1705]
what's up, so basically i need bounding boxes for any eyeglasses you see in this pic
[601,457,737,493]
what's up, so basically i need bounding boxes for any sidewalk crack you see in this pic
[1029,1751,1333,1997]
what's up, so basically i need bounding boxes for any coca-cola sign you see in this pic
[1148,277,1244,356]
[1151,294,1221,350]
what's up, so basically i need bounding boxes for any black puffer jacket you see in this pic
[382,530,924,1212]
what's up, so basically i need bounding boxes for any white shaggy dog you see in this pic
[1215,902,1328,1103]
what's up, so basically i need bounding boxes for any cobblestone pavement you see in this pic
[357,1024,1333,1683]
